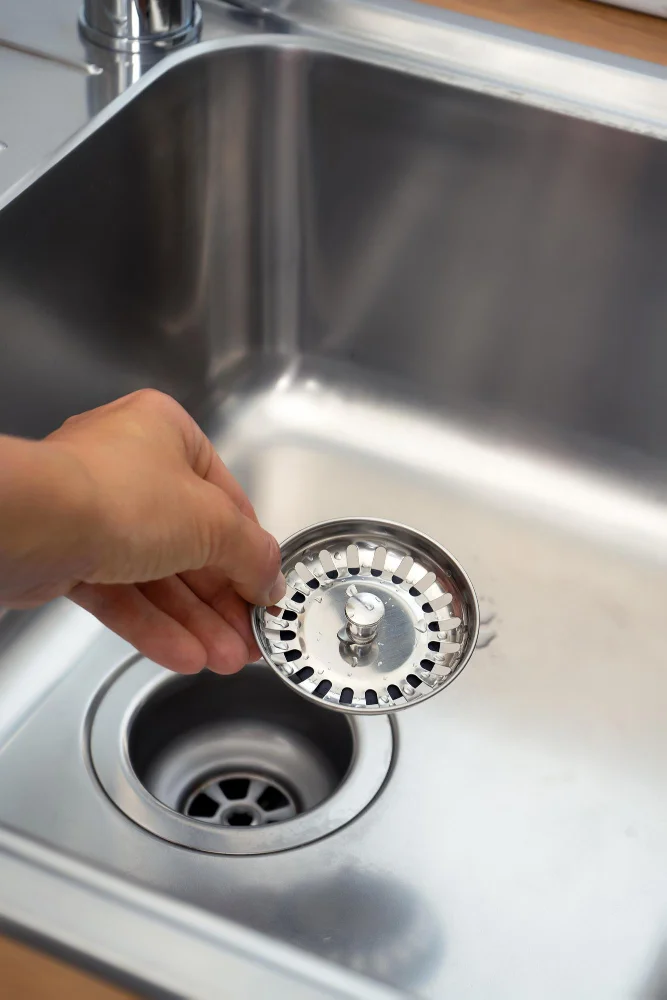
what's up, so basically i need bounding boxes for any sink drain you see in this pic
[185,772,298,826]
[89,660,393,855]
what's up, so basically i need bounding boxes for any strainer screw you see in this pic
[341,585,385,645]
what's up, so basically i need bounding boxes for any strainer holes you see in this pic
[306,579,319,589]
[220,777,249,800]
[188,793,218,818]
[371,568,382,577]
[349,567,360,575]
[387,684,403,701]
[409,587,420,597]
[280,630,296,641]
[422,602,433,613]
[340,687,354,705]
[291,592,306,604]
[391,575,403,584]
[282,610,298,621]
[420,659,434,672]
[284,649,302,662]
[313,679,332,699]
[428,621,440,632]
[365,689,378,706]
[406,674,422,688]
[428,641,440,652]
[294,666,314,683]
[257,785,289,812]
[326,570,338,579]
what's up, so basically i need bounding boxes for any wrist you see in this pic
[0,435,100,605]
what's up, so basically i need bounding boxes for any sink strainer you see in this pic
[253,518,479,714]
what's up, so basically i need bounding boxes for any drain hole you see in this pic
[306,579,319,589]
[279,630,296,641]
[227,809,254,827]
[124,665,367,850]
[365,689,378,706]
[282,610,298,621]
[313,679,332,699]
[284,649,302,662]
[387,684,403,701]
[391,575,403,584]
[406,674,422,688]
[340,687,354,705]
[409,586,420,597]
[220,777,249,800]
[428,641,440,652]
[422,602,433,613]
[370,568,382,577]
[291,592,306,604]
[187,793,218,818]
[257,785,289,811]
[326,570,338,579]
[185,769,301,830]
[428,621,440,632]
[420,659,434,672]
[349,567,360,575]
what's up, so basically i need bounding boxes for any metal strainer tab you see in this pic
[252,518,480,714]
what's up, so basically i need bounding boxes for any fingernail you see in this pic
[266,573,286,606]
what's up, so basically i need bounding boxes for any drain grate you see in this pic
[184,771,299,827]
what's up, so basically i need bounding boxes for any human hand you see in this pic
[0,390,284,674]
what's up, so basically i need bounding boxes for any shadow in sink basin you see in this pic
[224,868,443,991]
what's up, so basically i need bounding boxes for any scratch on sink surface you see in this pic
[0,37,102,74]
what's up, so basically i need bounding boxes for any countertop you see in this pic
[423,0,667,65]
[1,936,134,1000]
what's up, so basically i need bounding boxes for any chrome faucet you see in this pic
[80,0,202,52]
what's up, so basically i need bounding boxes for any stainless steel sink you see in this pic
[3,9,667,1000]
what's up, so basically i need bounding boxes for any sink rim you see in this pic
[5,9,667,215]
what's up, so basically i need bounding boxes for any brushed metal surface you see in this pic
[2,18,667,1000]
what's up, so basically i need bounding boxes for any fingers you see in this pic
[137,576,249,674]
[198,483,285,607]
[178,406,258,524]
[200,448,259,524]
[70,577,252,675]
[69,582,207,674]
[179,567,262,662]
[164,403,283,606]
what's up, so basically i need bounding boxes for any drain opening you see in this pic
[184,770,299,828]
[91,661,394,856]
[188,792,218,818]
[227,809,254,826]
[125,666,362,847]
[221,777,249,799]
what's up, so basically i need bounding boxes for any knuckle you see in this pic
[131,388,177,413]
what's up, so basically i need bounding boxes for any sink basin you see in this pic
[2,29,667,1000]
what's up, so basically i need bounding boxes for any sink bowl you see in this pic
[2,31,667,1000]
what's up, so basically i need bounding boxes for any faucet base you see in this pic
[78,2,202,54]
